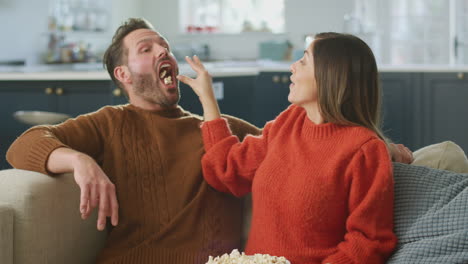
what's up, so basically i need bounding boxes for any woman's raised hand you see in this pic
[177,55,221,121]
[177,55,215,101]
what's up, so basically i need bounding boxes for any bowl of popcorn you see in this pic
[206,249,290,264]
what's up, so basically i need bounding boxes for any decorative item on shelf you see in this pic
[242,20,255,32]
[259,40,293,61]
[172,43,210,62]
[259,21,272,33]
[43,0,108,64]
[48,0,109,33]
[45,35,96,64]
[241,20,272,33]
[185,25,218,34]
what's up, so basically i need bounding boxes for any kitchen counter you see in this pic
[1,61,468,80]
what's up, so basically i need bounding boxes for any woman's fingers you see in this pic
[192,55,206,69]
[176,75,194,86]
[184,56,200,72]
[184,55,206,73]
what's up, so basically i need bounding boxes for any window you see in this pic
[348,0,468,65]
[179,0,285,34]
[455,0,468,64]
[387,0,450,64]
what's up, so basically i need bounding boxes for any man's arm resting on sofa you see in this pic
[47,147,119,231]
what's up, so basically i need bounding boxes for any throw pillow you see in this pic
[411,141,468,174]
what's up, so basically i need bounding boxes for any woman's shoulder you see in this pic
[346,125,380,139]
[341,125,387,151]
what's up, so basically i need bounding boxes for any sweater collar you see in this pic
[301,114,345,140]
[126,104,186,118]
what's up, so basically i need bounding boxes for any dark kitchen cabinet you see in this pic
[379,72,420,150]
[252,72,291,127]
[420,72,468,153]
[0,80,115,169]
[54,81,114,117]
[179,75,256,124]
[252,71,468,154]
[1,71,467,170]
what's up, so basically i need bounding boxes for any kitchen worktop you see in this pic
[1,61,468,80]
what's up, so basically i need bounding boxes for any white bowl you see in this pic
[13,111,71,125]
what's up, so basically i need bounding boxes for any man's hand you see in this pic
[73,153,119,231]
[47,147,118,231]
[389,143,413,164]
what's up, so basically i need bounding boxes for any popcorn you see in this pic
[206,249,290,264]
[164,76,172,84]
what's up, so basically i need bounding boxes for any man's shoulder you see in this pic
[99,104,129,113]
[221,114,253,127]
[221,114,261,138]
[70,105,130,129]
[179,108,204,120]
[86,104,129,118]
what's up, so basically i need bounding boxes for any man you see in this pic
[7,18,412,264]
[7,18,260,264]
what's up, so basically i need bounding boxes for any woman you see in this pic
[178,33,397,264]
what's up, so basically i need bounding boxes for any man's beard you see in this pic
[132,72,180,108]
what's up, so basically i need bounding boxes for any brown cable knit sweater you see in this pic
[6,104,260,264]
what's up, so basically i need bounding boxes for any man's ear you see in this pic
[114,65,132,84]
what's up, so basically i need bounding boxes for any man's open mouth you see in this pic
[158,61,175,86]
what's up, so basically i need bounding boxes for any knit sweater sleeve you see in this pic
[201,118,272,197]
[322,138,397,264]
[6,107,115,176]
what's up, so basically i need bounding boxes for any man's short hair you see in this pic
[103,18,155,96]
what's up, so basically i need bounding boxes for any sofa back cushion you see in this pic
[387,163,468,263]
[412,141,468,174]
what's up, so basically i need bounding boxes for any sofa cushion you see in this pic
[412,141,468,174]
[0,204,13,264]
[387,163,468,263]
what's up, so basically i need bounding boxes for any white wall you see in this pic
[0,0,353,63]
[111,0,143,32]
[0,0,48,63]
[285,0,353,50]
[142,0,354,60]
[0,0,142,64]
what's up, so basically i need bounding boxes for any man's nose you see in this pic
[156,46,169,59]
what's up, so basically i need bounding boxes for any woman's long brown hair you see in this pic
[312,32,386,141]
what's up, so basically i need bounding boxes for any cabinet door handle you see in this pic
[457,73,464,80]
[272,75,280,83]
[281,75,290,84]
[55,87,64,95]
[113,88,122,97]
[45,87,54,95]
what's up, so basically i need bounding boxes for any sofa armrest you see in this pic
[0,169,107,264]
[0,204,13,264]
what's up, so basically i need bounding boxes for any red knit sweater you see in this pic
[201,105,397,264]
